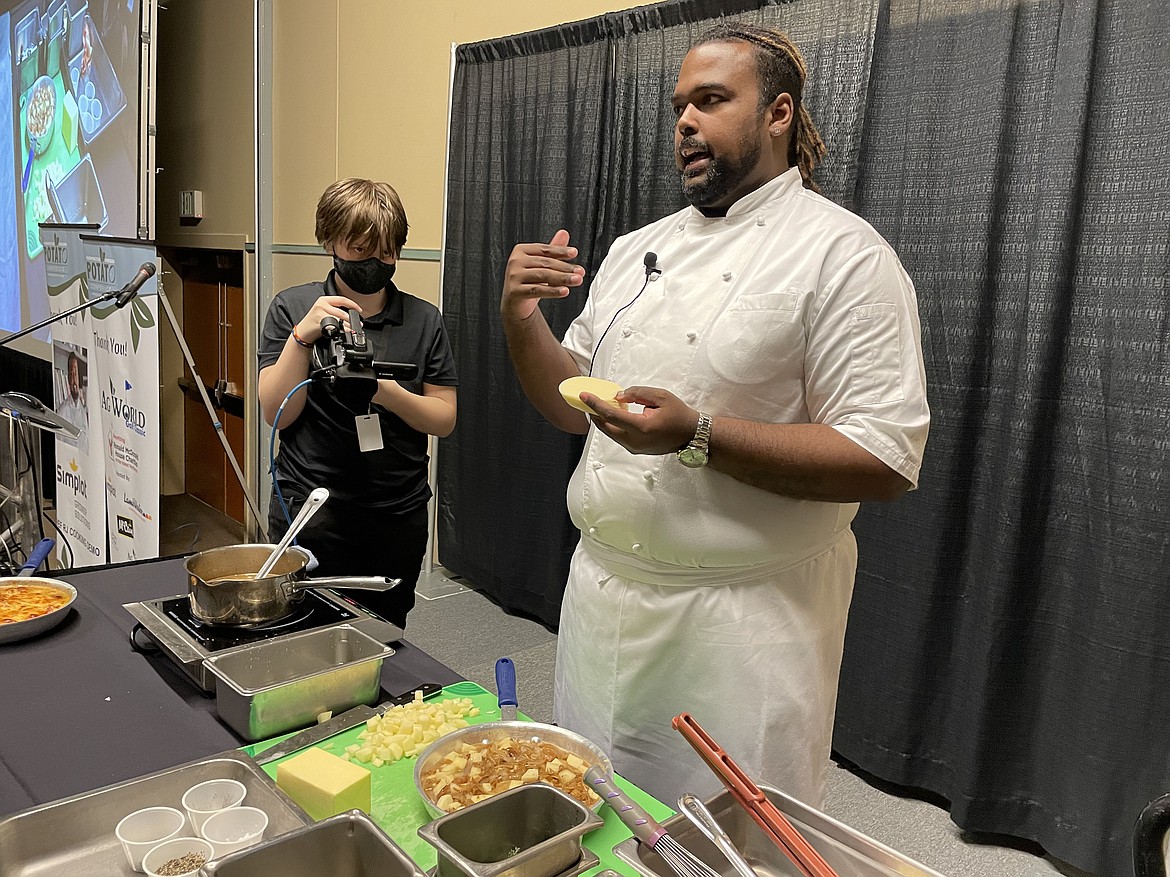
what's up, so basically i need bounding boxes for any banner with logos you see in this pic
[80,235,160,563]
[41,224,105,568]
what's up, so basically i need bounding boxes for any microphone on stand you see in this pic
[114,262,157,308]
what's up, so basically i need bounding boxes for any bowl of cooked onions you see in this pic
[26,75,57,156]
[0,577,77,645]
[413,721,612,819]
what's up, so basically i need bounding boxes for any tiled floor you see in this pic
[160,494,1099,877]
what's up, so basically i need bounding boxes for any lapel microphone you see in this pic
[589,251,662,376]
[644,251,662,279]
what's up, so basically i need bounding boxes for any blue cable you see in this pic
[269,378,313,530]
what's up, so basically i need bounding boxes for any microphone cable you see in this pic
[268,378,313,529]
[588,252,661,378]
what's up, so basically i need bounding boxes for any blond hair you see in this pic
[315,178,409,257]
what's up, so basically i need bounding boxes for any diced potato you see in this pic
[346,697,479,769]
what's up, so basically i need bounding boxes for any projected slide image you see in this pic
[52,338,88,450]
[3,0,139,338]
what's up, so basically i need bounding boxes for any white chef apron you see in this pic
[554,529,857,808]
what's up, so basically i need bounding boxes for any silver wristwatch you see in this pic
[677,412,712,469]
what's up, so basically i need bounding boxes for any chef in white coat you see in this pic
[500,23,929,807]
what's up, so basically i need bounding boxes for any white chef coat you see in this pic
[58,393,88,447]
[554,168,929,807]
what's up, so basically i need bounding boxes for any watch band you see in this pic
[677,412,713,468]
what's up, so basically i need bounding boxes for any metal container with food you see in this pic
[185,543,402,626]
[202,623,394,741]
[413,720,612,819]
[0,749,310,875]
[418,782,604,877]
[0,575,77,644]
[613,783,949,877]
[203,809,427,877]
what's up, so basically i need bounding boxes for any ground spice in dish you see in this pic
[154,852,208,875]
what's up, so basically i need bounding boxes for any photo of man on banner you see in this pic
[53,342,90,451]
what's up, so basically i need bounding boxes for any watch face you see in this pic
[678,447,707,468]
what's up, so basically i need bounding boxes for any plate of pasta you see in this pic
[0,578,77,644]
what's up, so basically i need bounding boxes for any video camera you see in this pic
[311,309,418,411]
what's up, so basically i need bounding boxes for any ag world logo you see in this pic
[56,458,88,498]
[101,378,147,436]
[44,234,68,267]
[116,515,135,538]
[86,247,117,289]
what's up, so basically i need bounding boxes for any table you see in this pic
[0,555,461,815]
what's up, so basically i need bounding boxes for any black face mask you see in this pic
[333,256,396,295]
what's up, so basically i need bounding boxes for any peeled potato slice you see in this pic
[558,376,626,413]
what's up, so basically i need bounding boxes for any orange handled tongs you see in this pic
[672,713,840,877]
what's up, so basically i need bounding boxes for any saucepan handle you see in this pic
[294,576,402,592]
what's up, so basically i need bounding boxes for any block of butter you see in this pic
[276,747,371,821]
[558,376,626,413]
[61,90,80,154]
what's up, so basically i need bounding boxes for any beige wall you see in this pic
[272,0,644,305]
[155,0,255,246]
[155,0,645,271]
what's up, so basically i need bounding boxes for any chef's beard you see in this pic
[679,136,762,209]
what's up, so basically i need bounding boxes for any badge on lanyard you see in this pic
[355,409,383,452]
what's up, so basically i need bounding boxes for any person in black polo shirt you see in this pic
[258,178,458,628]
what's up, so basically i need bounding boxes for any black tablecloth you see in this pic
[0,556,461,815]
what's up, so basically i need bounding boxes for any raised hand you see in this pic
[500,229,586,322]
[293,295,362,344]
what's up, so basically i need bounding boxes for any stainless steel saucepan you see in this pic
[185,543,401,626]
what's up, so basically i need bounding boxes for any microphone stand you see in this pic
[0,285,132,348]
[0,275,268,541]
[152,282,267,539]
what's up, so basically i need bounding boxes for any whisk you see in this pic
[585,765,723,877]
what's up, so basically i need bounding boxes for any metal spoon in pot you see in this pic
[256,487,329,579]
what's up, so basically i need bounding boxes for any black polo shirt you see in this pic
[258,273,458,511]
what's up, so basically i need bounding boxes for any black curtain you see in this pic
[835,1,1170,875]
[438,0,1168,873]
[438,0,879,628]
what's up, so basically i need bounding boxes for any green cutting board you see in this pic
[245,681,673,874]
[19,71,82,259]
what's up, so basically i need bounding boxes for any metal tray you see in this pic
[203,623,394,742]
[0,749,310,877]
[204,809,427,877]
[418,783,603,877]
[51,153,107,229]
[613,784,949,877]
[66,13,126,146]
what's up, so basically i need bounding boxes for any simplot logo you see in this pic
[56,459,87,498]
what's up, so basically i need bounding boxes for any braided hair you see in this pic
[693,23,827,193]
